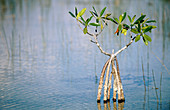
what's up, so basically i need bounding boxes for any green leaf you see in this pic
[138,23,141,32]
[143,34,152,42]
[131,29,139,34]
[151,25,157,29]
[75,7,78,16]
[103,17,118,24]
[123,24,130,30]
[102,19,107,25]
[146,20,156,23]
[122,12,126,22]
[114,17,119,24]
[142,26,150,30]
[134,15,146,24]
[101,22,103,30]
[89,23,100,26]
[128,15,132,23]
[92,6,98,16]
[118,24,122,31]
[69,11,75,18]
[76,8,86,19]
[135,35,140,42]
[81,16,86,23]
[142,18,149,24]
[89,11,94,16]
[105,13,111,18]
[100,7,106,17]
[119,15,123,23]
[111,18,118,24]
[132,15,136,23]
[96,18,99,23]
[83,27,87,34]
[143,36,148,46]
[85,16,93,26]
[90,11,98,17]
[135,25,138,29]
[122,29,127,36]
[142,26,152,33]
[77,19,85,25]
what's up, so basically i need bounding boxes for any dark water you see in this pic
[0,0,170,110]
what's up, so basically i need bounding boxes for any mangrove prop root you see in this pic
[97,58,110,102]
[110,59,121,101]
[97,56,125,103]
[115,57,125,101]
[112,59,117,101]
[103,59,112,102]
[107,68,113,101]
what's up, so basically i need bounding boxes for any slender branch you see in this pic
[113,34,136,57]
[76,20,84,31]
[96,21,108,37]
[90,38,96,43]
[77,18,136,58]
[76,19,111,56]
[93,34,111,56]
[76,20,93,36]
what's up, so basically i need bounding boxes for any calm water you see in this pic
[0,0,170,110]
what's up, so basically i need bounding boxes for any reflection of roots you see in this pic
[97,99,125,110]
[97,56,125,103]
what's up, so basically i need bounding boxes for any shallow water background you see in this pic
[0,0,170,110]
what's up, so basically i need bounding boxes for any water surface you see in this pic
[0,0,170,109]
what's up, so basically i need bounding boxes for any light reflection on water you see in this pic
[0,0,170,110]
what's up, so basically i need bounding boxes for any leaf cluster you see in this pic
[69,7,157,46]
[127,14,156,45]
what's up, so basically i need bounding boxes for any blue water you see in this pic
[0,0,170,109]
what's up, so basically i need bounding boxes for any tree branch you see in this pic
[90,38,96,43]
[96,21,107,37]
[93,34,111,56]
[76,18,111,56]
[112,34,137,58]
[76,20,93,36]
[76,18,137,58]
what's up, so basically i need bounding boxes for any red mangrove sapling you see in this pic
[69,6,156,103]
